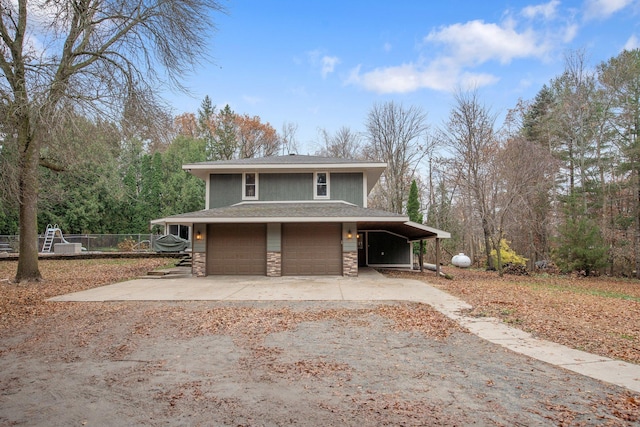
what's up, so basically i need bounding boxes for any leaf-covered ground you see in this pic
[1,259,639,425]
[0,258,172,332]
[385,268,640,365]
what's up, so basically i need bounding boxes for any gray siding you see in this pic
[342,222,357,252]
[260,173,313,201]
[367,232,411,265]
[267,223,282,252]
[209,174,242,208]
[208,172,365,207]
[193,224,206,253]
[331,173,364,206]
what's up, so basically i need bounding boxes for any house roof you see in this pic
[151,201,450,240]
[182,155,387,193]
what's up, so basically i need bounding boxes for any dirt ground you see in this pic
[2,300,639,426]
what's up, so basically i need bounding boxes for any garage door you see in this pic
[282,223,342,275]
[207,224,266,275]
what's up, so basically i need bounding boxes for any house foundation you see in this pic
[192,252,206,277]
[342,251,358,277]
[267,251,282,277]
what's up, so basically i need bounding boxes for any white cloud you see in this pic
[521,0,560,20]
[584,0,634,20]
[346,59,497,94]
[624,34,640,50]
[562,23,579,43]
[321,56,340,78]
[425,20,548,66]
[346,63,445,94]
[307,50,340,78]
[346,7,576,94]
[459,72,501,90]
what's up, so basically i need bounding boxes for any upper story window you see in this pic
[314,172,329,199]
[243,172,258,200]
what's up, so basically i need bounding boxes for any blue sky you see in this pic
[166,0,640,154]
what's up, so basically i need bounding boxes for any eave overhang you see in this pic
[151,202,450,241]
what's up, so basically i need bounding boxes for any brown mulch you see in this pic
[385,268,640,365]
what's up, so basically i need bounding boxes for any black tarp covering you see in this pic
[153,234,189,252]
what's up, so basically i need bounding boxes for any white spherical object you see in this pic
[451,253,471,268]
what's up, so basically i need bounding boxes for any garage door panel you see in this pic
[282,223,342,275]
[207,224,266,275]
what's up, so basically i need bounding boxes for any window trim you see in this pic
[314,171,330,199]
[242,172,259,200]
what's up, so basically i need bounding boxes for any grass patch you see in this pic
[518,280,640,302]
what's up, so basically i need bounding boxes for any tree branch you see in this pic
[39,158,66,172]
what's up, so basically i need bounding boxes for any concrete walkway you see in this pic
[48,268,640,393]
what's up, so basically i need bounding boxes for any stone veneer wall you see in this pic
[267,251,282,277]
[192,252,206,277]
[342,251,358,277]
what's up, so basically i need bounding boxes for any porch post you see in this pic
[435,238,441,277]
[419,240,424,272]
[192,223,207,277]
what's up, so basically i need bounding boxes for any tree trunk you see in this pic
[636,167,640,279]
[496,231,504,277]
[482,217,494,270]
[15,131,42,282]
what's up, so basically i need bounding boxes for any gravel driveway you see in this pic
[1,300,638,426]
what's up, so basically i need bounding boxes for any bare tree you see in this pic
[1,0,225,282]
[315,126,363,159]
[549,50,599,206]
[280,121,299,155]
[440,90,498,269]
[364,101,431,213]
[490,136,557,274]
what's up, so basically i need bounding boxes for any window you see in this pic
[314,172,329,199]
[243,172,258,200]
[168,224,190,241]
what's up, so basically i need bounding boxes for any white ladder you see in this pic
[41,224,68,253]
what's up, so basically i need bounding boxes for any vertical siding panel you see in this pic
[266,223,282,251]
[209,174,242,208]
[260,173,314,201]
[331,173,364,206]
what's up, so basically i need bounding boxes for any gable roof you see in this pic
[183,155,387,193]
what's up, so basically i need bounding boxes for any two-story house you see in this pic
[151,155,449,277]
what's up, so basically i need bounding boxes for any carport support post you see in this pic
[435,238,441,277]
[419,240,424,272]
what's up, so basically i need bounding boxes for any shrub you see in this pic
[490,239,527,267]
[117,237,136,252]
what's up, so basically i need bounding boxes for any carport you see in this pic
[357,221,450,275]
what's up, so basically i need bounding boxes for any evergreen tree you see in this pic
[209,104,238,160]
[407,179,424,257]
[553,196,608,276]
[406,180,423,224]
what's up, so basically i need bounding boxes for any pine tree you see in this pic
[407,180,423,224]
[553,195,608,276]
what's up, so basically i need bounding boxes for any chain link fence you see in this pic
[0,233,164,253]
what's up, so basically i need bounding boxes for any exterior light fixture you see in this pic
[347,229,353,239]
[196,230,203,241]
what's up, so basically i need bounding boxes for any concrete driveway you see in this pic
[48,268,640,393]
[48,268,465,306]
